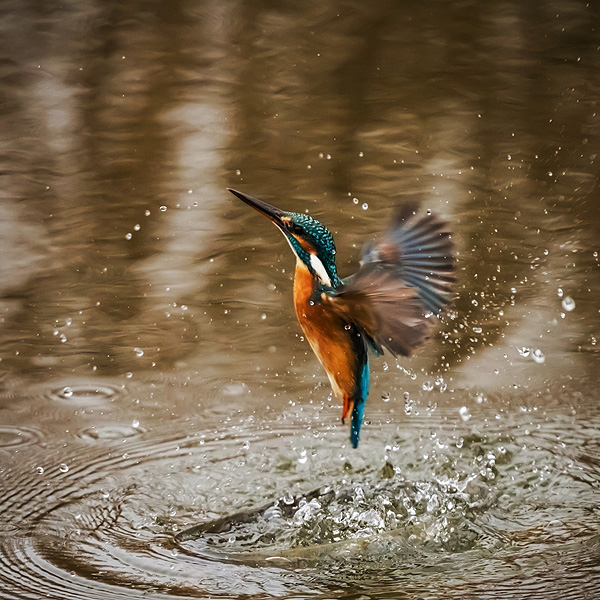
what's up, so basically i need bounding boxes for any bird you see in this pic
[229,188,454,448]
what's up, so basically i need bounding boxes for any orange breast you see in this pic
[293,260,357,400]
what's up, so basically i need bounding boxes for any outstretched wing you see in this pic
[330,203,454,357]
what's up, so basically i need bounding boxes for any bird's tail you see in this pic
[350,400,365,449]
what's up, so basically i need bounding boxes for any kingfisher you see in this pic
[229,188,454,448]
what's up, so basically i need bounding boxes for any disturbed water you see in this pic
[1,1,600,599]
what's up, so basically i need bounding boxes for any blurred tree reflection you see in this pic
[0,0,597,388]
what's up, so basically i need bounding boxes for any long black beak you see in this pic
[227,188,287,228]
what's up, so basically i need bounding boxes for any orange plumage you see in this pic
[293,260,359,403]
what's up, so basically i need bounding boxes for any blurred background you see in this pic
[0,1,599,599]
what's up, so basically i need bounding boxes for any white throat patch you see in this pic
[309,253,332,286]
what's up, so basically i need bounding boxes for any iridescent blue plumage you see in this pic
[229,189,454,448]
[284,212,341,289]
[350,360,370,448]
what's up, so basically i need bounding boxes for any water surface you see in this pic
[1,1,599,599]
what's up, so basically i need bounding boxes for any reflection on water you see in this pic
[0,1,599,599]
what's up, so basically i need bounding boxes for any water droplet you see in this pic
[344,324,351,330]
[352,197,359,204]
[263,504,282,521]
[134,224,141,231]
[132,419,140,429]
[518,347,530,358]
[59,463,69,473]
[459,406,471,422]
[362,203,368,210]
[561,296,575,312]
[59,333,67,343]
[381,392,390,402]
[422,380,434,392]
[159,205,167,212]
[145,209,151,216]
[62,386,73,398]
[298,449,308,464]
[532,348,545,364]
[435,376,447,392]
[557,287,564,298]
[134,347,144,357]
[261,313,267,320]
[125,232,132,240]
[36,466,44,475]
[475,393,486,404]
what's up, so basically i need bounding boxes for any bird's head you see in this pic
[229,189,340,288]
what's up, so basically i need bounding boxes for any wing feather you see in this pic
[330,204,454,357]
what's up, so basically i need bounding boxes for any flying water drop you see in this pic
[561,296,575,312]
[532,348,545,364]
[459,406,471,422]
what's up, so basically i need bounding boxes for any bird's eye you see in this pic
[287,222,303,235]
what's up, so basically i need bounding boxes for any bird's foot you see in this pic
[341,396,354,425]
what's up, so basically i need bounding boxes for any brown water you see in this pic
[1,1,599,599]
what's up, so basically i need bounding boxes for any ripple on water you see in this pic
[46,381,122,406]
[0,426,320,599]
[0,426,41,448]
[77,424,145,442]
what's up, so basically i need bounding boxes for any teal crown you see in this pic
[286,212,340,288]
